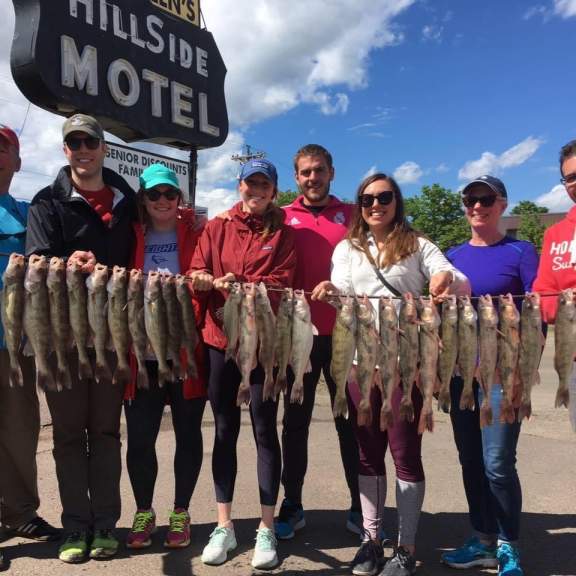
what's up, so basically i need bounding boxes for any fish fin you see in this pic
[332,394,349,419]
[555,386,569,409]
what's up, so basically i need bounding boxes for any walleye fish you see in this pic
[66,260,93,380]
[330,295,357,419]
[47,257,72,390]
[1,253,26,387]
[255,283,277,401]
[175,274,199,380]
[478,295,499,427]
[128,269,149,389]
[498,294,520,424]
[86,263,112,383]
[162,273,183,380]
[437,295,458,413]
[355,295,380,427]
[290,289,314,405]
[237,283,258,406]
[23,255,56,391]
[144,270,172,386]
[457,295,478,412]
[223,282,242,362]
[398,293,419,422]
[273,288,294,397]
[518,293,543,421]
[554,288,576,408]
[378,296,398,431]
[107,266,131,385]
[418,296,441,434]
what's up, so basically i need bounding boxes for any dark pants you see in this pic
[281,335,361,508]
[449,377,522,542]
[0,352,40,527]
[125,362,206,511]
[46,352,124,532]
[207,347,281,506]
[348,378,425,482]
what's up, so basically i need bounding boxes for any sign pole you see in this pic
[188,147,198,207]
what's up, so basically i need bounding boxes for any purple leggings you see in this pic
[347,378,425,482]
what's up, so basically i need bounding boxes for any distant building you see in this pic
[499,212,566,238]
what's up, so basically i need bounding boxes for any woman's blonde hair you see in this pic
[347,173,422,268]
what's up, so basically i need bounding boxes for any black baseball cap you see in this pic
[462,175,507,198]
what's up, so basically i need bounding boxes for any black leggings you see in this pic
[207,346,281,506]
[125,361,206,511]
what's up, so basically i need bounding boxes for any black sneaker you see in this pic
[10,516,62,542]
[352,539,384,576]
[379,547,416,576]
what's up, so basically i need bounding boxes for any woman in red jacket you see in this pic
[189,158,296,570]
[124,163,207,551]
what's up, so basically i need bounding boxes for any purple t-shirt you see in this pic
[446,236,539,299]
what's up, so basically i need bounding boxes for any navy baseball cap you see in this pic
[462,175,508,198]
[239,158,278,186]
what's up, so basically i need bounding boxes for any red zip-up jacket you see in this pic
[189,202,296,350]
[533,205,576,322]
[124,207,207,400]
[283,195,354,335]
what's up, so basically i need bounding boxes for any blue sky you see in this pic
[1,0,575,214]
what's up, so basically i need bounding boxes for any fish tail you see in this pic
[57,365,73,390]
[437,388,451,413]
[459,389,476,411]
[357,400,372,427]
[10,363,23,388]
[236,384,251,406]
[379,406,394,432]
[332,393,349,419]
[263,376,276,403]
[398,398,414,423]
[499,399,516,424]
[289,380,304,405]
[137,366,150,390]
[225,345,236,363]
[95,361,113,384]
[274,373,287,398]
[479,405,493,428]
[158,365,173,388]
[517,401,531,422]
[555,385,570,408]
[112,364,132,386]
[417,407,434,435]
[37,367,57,393]
[78,355,93,381]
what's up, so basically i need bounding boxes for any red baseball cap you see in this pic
[0,125,20,153]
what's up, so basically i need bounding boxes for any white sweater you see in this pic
[330,235,470,328]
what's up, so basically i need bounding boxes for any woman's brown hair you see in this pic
[347,172,422,268]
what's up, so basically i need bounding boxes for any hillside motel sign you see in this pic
[10,0,228,150]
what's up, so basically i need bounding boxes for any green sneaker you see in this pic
[90,529,119,559]
[59,531,88,563]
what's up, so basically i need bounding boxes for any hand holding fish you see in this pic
[429,270,454,299]
[189,270,214,291]
[310,280,339,301]
[214,272,237,291]
[67,250,96,274]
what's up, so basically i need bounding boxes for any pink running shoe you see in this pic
[164,509,190,548]
[126,509,156,549]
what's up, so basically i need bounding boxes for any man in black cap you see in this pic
[26,113,136,564]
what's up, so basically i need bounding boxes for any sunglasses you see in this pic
[560,172,576,185]
[359,191,395,208]
[144,187,180,201]
[65,136,101,151]
[462,194,498,208]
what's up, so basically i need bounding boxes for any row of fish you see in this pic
[330,290,576,434]
[1,254,200,391]
[221,283,315,406]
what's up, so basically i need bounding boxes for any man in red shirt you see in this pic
[276,144,362,539]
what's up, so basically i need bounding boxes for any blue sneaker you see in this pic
[497,543,524,576]
[441,536,498,569]
[274,499,305,540]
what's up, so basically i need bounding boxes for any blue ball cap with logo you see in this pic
[139,163,180,190]
[239,158,278,186]
[462,174,508,198]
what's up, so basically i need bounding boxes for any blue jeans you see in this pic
[449,377,522,542]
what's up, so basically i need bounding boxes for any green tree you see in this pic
[511,200,548,251]
[404,184,470,252]
[276,189,298,207]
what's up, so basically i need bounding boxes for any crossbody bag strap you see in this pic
[364,248,402,298]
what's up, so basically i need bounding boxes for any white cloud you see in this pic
[435,163,449,173]
[362,165,378,180]
[393,161,423,184]
[554,0,576,18]
[523,5,551,20]
[422,24,444,43]
[535,184,575,212]
[458,136,544,180]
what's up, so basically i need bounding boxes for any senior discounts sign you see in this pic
[10,0,228,149]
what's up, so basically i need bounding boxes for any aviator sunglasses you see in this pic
[359,191,395,208]
[462,194,498,208]
[65,136,101,151]
[144,187,180,201]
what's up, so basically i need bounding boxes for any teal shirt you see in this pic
[0,194,29,348]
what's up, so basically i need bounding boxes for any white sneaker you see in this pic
[251,527,279,569]
[201,526,237,565]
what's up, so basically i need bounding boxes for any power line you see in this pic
[231,144,266,165]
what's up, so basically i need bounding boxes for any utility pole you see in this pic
[231,144,266,167]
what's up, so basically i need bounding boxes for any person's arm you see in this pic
[420,239,471,297]
[330,240,355,295]
[532,230,558,323]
